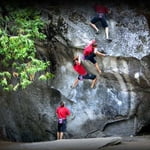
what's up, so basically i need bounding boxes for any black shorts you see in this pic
[91,14,108,28]
[83,73,96,80]
[85,53,96,64]
[78,73,96,81]
[57,119,67,132]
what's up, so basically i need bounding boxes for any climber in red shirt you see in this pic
[56,101,70,140]
[90,3,112,42]
[83,40,106,75]
[72,55,97,88]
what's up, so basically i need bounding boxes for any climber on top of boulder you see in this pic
[89,3,112,42]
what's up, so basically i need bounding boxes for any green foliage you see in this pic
[0,7,54,91]
[39,72,54,81]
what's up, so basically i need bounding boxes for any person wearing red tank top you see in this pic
[72,55,97,88]
[89,3,112,42]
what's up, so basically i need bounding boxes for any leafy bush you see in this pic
[0,7,54,91]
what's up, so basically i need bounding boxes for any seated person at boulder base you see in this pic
[72,55,97,88]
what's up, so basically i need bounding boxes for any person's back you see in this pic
[83,40,96,56]
[73,61,87,76]
[94,4,109,14]
[56,105,70,119]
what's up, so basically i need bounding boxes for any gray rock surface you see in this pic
[0,0,150,142]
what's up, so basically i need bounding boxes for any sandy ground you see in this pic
[101,136,150,150]
[0,136,150,150]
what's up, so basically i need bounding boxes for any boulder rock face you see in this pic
[0,1,150,142]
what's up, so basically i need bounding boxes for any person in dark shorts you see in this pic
[83,40,106,75]
[90,3,112,42]
[72,55,97,88]
[56,101,70,140]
